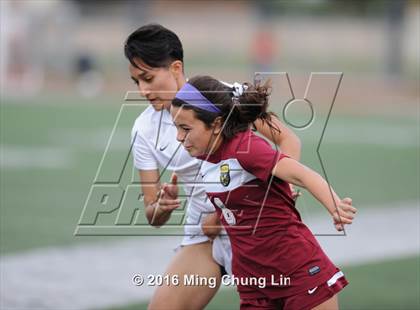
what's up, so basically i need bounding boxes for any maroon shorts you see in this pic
[240,271,348,310]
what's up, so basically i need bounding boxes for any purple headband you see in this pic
[175,83,221,113]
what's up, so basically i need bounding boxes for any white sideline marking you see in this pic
[0,145,73,169]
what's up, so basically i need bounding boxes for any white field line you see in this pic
[1,201,419,310]
[0,145,74,169]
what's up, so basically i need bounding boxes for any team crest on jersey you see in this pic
[220,164,231,187]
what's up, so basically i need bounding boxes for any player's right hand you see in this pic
[156,173,180,213]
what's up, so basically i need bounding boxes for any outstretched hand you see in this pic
[332,197,357,231]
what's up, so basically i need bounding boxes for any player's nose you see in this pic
[176,130,185,143]
[137,81,151,97]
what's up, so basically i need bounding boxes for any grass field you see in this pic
[1,96,419,309]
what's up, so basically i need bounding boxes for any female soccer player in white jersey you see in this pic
[170,75,357,310]
[124,24,302,309]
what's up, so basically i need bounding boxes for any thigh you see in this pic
[311,295,338,310]
[240,297,281,310]
[148,241,222,310]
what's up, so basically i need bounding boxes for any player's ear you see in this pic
[169,60,183,76]
[212,116,223,135]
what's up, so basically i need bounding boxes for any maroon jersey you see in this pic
[198,130,338,299]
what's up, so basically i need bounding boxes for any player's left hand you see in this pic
[332,197,357,231]
[202,212,223,241]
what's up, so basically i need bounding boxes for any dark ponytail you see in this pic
[236,80,272,124]
[172,75,279,139]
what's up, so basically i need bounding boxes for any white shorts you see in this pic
[178,226,232,275]
[180,224,210,246]
[212,230,232,275]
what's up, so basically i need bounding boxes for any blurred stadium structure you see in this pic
[1,1,419,309]
[1,0,419,99]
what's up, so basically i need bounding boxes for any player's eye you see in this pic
[131,78,139,86]
[144,76,153,82]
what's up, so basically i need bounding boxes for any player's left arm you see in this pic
[272,157,357,231]
[253,114,301,161]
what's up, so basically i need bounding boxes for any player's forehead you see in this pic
[171,106,196,125]
[129,58,158,76]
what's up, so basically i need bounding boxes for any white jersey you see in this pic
[131,106,214,243]
[131,99,233,275]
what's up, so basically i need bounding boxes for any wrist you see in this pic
[147,202,162,225]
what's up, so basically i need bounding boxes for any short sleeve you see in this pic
[236,133,289,182]
[131,127,159,170]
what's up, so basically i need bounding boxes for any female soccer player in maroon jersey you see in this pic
[125,24,302,310]
[170,75,357,310]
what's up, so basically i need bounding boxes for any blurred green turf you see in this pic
[0,98,418,254]
[108,255,420,310]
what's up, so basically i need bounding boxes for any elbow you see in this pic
[147,217,162,228]
[290,135,302,162]
[277,132,302,161]
[148,219,162,228]
[146,213,162,228]
[295,135,302,149]
[292,134,302,153]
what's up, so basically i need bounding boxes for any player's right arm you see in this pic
[132,123,180,227]
[139,170,181,227]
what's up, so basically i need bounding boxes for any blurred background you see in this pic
[1,0,419,309]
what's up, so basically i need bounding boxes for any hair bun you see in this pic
[237,79,271,123]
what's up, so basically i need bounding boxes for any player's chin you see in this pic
[150,102,165,111]
[151,99,171,111]
[184,146,199,157]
